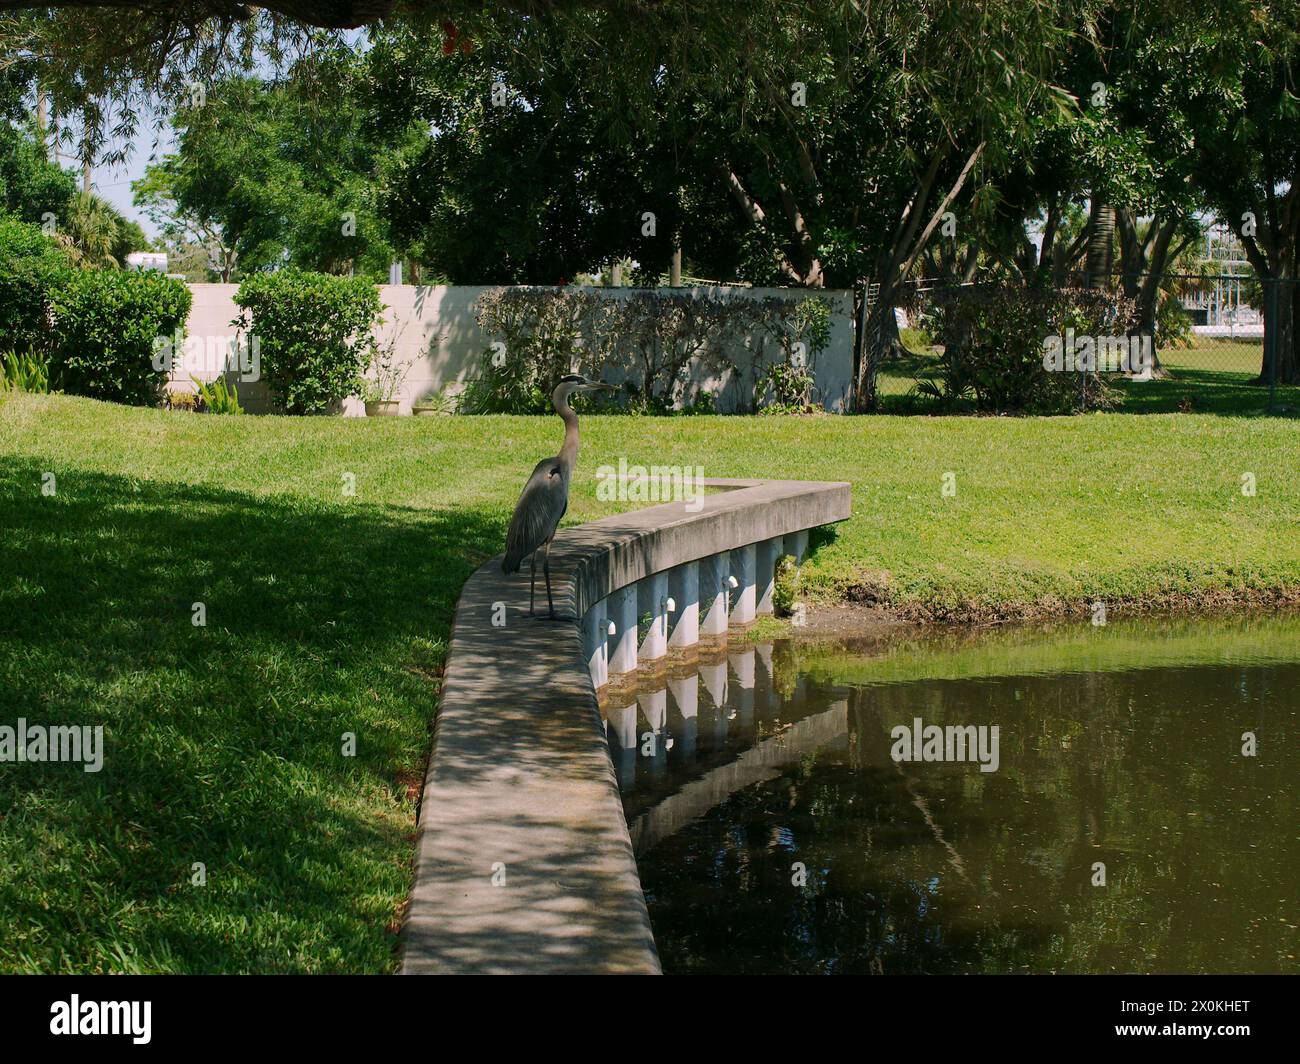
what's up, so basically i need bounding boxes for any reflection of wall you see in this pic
[627,700,848,855]
[173,284,857,415]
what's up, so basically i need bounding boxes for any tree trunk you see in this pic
[856,296,904,411]
[1084,199,1115,289]
[1116,209,1178,378]
[1272,267,1298,386]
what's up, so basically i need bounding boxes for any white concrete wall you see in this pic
[172,284,855,415]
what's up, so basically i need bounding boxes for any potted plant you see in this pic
[411,387,458,416]
[362,335,408,416]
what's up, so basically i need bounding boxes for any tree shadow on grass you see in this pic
[1113,368,1300,416]
[0,457,504,973]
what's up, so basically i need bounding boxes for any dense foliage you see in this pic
[0,213,69,356]
[233,269,383,414]
[914,285,1140,413]
[48,269,192,405]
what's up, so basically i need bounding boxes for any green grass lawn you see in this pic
[879,336,1300,416]
[1,391,1298,972]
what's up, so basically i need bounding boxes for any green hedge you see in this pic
[49,270,192,405]
[0,213,69,356]
[234,269,382,414]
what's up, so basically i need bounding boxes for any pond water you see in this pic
[603,616,1300,974]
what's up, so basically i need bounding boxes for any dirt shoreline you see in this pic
[784,583,1300,641]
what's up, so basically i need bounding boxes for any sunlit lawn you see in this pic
[1,391,1298,971]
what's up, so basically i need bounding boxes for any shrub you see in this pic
[464,287,610,414]
[164,388,198,411]
[612,289,752,408]
[914,284,1139,414]
[773,555,800,616]
[753,295,831,413]
[233,269,382,414]
[467,286,825,414]
[0,214,69,356]
[48,269,191,405]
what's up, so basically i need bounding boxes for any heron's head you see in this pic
[554,374,616,401]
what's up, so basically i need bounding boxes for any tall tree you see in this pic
[139,60,397,280]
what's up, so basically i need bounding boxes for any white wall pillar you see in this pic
[729,544,756,625]
[699,659,729,708]
[668,673,698,720]
[638,571,670,663]
[699,553,730,637]
[668,672,698,760]
[756,535,784,615]
[606,700,638,788]
[582,605,608,689]
[608,584,638,677]
[789,529,809,566]
[667,561,700,650]
[729,647,756,729]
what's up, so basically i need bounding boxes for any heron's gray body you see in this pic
[501,375,613,616]
[502,456,570,574]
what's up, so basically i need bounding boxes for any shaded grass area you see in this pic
[877,337,1300,416]
[1,392,1298,970]
[0,400,500,972]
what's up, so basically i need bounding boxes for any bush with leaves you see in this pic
[753,295,832,412]
[0,214,69,357]
[463,286,612,414]
[233,268,382,414]
[48,269,191,405]
[914,285,1140,414]
[466,286,828,414]
[610,289,756,408]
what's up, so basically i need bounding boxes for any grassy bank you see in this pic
[1,392,1298,972]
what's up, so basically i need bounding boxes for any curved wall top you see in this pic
[400,478,851,974]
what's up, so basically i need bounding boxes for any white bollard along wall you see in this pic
[667,561,700,650]
[668,673,699,721]
[608,584,639,677]
[699,659,729,708]
[756,535,784,616]
[788,529,809,567]
[638,572,670,663]
[699,553,731,638]
[729,647,756,726]
[668,672,699,759]
[606,701,638,750]
[582,606,609,689]
[729,544,757,625]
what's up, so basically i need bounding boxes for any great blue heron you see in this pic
[502,374,614,617]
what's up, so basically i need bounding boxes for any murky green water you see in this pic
[606,616,1300,974]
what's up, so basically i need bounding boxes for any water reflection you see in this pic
[609,619,1300,975]
[600,643,852,854]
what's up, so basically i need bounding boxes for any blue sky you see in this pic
[92,133,174,240]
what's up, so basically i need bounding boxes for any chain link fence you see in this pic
[863,274,1298,415]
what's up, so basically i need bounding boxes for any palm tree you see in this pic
[56,191,121,269]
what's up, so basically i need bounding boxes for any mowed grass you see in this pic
[878,336,1300,416]
[1,392,1298,972]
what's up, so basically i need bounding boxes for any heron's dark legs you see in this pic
[529,550,537,616]
[543,538,555,618]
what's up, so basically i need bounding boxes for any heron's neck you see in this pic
[556,392,580,465]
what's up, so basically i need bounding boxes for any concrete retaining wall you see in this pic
[173,284,856,415]
[400,477,851,974]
